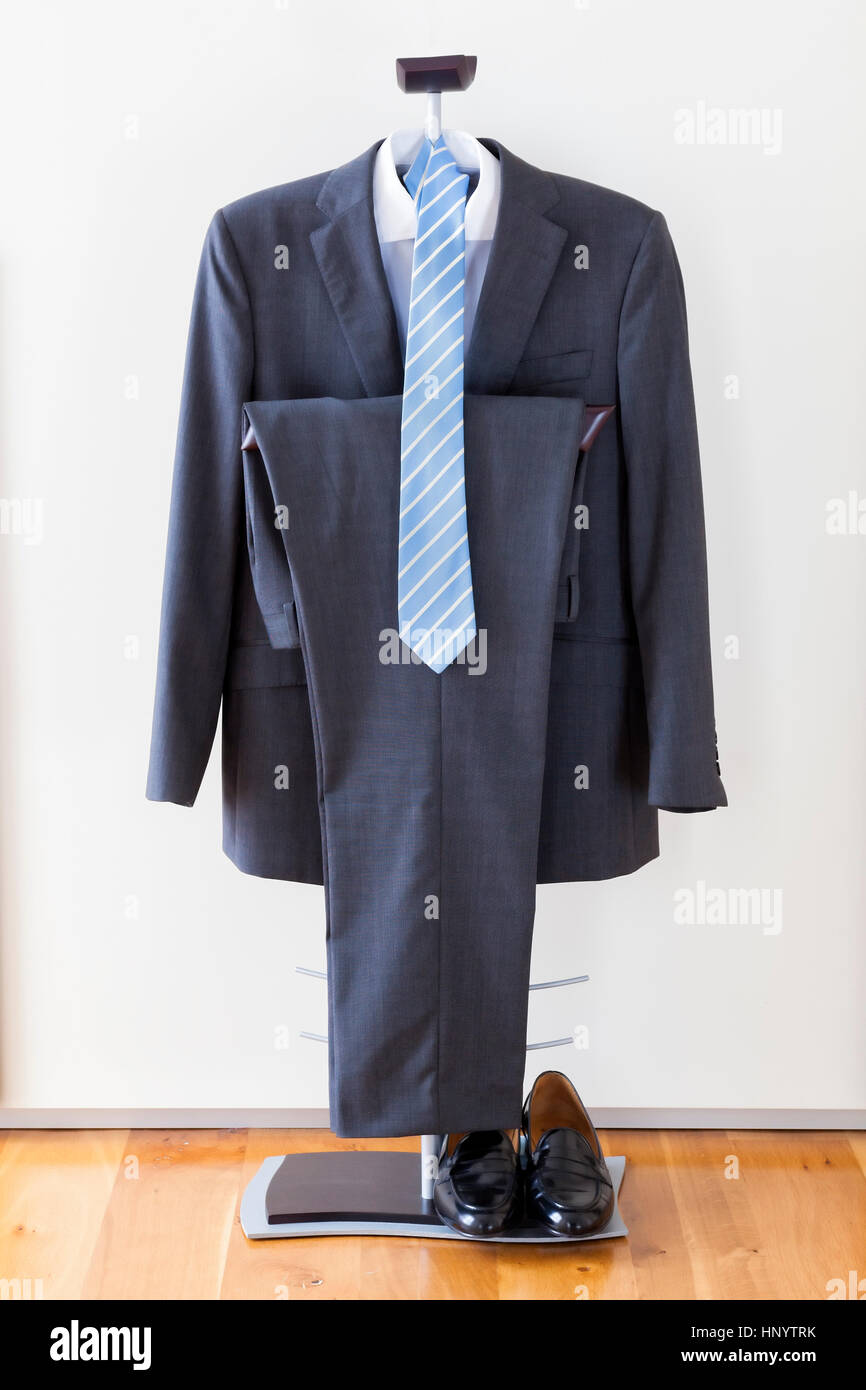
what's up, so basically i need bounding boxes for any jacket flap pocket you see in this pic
[225,642,307,690]
[549,636,643,689]
[511,348,593,390]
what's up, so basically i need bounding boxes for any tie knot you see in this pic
[402,135,467,209]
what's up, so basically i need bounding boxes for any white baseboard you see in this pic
[0,1108,864,1130]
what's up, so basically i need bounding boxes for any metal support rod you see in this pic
[420,1132,443,1199]
[425,91,442,142]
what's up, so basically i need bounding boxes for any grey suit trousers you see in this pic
[242,394,588,1137]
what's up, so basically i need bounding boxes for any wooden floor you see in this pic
[1,1128,864,1300]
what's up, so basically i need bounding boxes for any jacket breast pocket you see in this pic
[510,348,594,394]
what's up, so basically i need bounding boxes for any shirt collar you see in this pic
[373,128,501,245]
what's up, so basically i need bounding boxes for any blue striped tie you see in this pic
[397,135,476,673]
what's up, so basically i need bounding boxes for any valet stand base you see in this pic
[240,1150,628,1243]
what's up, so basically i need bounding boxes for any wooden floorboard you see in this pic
[0,1128,863,1300]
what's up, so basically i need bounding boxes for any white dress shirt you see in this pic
[372,129,501,356]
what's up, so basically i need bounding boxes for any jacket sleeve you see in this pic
[146,210,254,806]
[616,210,727,812]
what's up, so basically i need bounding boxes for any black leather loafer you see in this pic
[433,1129,521,1238]
[522,1070,615,1237]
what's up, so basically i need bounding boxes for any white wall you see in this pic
[1,0,863,1119]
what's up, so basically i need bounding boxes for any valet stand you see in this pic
[241,966,628,1243]
[240,54,626,1244]
[239,396,624,1242]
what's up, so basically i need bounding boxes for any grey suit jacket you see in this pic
[146,137,726,883]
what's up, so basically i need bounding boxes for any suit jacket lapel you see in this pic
[311,137,568,399]
[311,142,405,398]
[464,139,569,394]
